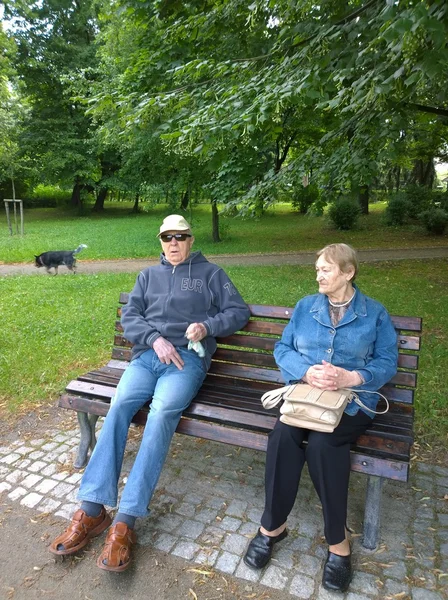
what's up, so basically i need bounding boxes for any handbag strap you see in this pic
[262,385,389,415]
[261,386,293,410]
[348,389,390,415]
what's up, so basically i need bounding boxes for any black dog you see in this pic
[34,244,88,275]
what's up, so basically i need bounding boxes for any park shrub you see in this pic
[419,208,448,235]
[24,185,72,208]
[291,184,319,214]
[385,193,409,226]
[327,196,361,230]
[402,184,433,219]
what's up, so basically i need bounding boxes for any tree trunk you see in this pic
[395,166,401,191]
[410,159,435,187]
[132,192,140,213]
[92,187,107,212]
[180,188,190,210]
[211,199,220,242]
[358,185,369,215]
[71,179,82,207]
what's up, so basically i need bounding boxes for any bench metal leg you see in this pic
[362,475,383,550]
[74,412,99,470]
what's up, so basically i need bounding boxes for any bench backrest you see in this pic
[112,294,421,412]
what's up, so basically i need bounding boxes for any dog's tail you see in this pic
[73,244,88,254]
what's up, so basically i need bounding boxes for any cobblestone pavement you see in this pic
[1,246,448,276]
[0,425,447,599]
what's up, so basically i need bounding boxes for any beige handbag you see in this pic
[261,384,389,433]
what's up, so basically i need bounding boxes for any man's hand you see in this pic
[153,337,184,370]
[304,361,362,390]
[185,323,207,343]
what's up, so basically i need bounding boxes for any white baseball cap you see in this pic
[157,214,192,237]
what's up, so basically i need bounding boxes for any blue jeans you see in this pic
[77,348,207,517]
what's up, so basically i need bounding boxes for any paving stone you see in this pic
[65,472,82,484]
[289,572,316,598]
[8,487,27,501]
[21,474,43,489]
[54,434,70,443]
[272,547,295,569]
[29,438,45,447]
[175,502,196,517]
[55,503,77,519]
[34,479,59,494]
[217,516,242,532]
[235,559,261,582]
[260,565,288,590]
[438,514,448,526]
[52,482,75,498]
[38,498,61,513]
[345,593,372,600]
[15,459,31,470]
[225,499,248,518]
[28,460,49,473]
[412,589,445,600]
[41,442,59,451]
[215,551,240,575]
[383,578,410,597]
[296,553,321,577]
[52,471,70,481]
[14,446,33,456]
[194,549,219,566]
[221,533,248,555]
[5,469,25,484]
[194,508,218,523]
[382,560,407,580]
[288,535,313,553]
[20,492,43,508]
[182,492,204,505]
[156,513,183,532]
[171,540,200,560]
[350,571,379,595]
[0,465,8,476]
[239,522,259,536]
[176,519,205,540]
[0,453,21,465]
[205,497,226,510]
[28,450,45,460]
[154,533,177,553]
[41,464,59,477]
[0,482,12,493]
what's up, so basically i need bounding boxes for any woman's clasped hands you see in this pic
[304,360,363,390]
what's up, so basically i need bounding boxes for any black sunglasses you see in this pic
[160,233,192,242]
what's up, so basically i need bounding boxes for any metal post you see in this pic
[19,199,24,235]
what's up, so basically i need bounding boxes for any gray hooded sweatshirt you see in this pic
[121,251,250,369]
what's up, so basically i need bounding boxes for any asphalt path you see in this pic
[1,246,447,277]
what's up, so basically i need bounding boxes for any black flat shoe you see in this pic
[243,528,288,569]
[322,550,352,593]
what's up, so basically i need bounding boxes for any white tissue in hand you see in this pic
[188,340,206,357]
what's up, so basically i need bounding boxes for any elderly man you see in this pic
[49,214,250,571]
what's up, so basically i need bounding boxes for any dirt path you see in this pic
[1,246,448,276]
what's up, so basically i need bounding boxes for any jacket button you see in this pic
[327,348,332,353]
[330,329,335,335]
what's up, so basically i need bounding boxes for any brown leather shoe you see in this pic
[49,508,112,556]
[97,522,137,572]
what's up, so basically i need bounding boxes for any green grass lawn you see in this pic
[1,202,447,263]
[1,259,447,455]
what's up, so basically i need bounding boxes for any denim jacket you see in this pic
[273,286,398,416]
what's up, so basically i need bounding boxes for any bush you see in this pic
[419,208,448,235]
[402,184,433,219]
[291,184,319,214]
[385,193,409,226]
[327,196,361,230]
[24,185,71,208]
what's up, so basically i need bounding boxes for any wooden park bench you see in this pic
[58,293,421,550]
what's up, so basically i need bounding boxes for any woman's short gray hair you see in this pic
[316,243,359,282]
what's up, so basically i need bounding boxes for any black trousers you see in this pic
[261,411,372,545]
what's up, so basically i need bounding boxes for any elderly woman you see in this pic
[243,243,398,592]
